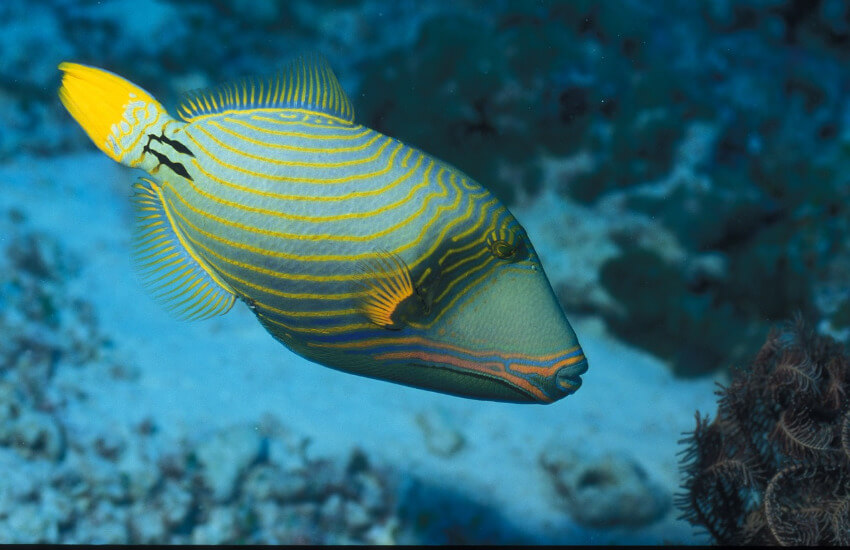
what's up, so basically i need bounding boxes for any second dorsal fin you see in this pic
[177,53,354,124]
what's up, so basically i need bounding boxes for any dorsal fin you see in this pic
[177,53,354,124]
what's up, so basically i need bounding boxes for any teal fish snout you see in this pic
[555,355,588,396]
[430,266,587,403]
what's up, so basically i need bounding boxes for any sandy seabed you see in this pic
[0,153,722,544]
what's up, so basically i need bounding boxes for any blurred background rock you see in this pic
[6,0,846,542]
[2,0,846,386]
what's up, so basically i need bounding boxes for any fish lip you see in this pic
[555,357,588,395]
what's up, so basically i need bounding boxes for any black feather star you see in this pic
[677,317,850,545]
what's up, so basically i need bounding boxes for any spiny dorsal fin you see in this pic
[177,53,354,123]
[131,178,236,320]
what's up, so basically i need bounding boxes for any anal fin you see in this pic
[131,178,235,320]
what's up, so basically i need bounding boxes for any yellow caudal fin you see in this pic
[58,63,171,165]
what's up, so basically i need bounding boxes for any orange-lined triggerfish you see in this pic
[57,55,587,403]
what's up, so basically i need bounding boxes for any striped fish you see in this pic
[57,55,587,404]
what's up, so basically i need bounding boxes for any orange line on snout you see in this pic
[509,352,586,376]
[374,349,548,401]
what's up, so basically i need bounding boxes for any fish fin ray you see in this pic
[355,251,419,330]
[177,53,354,123]
[130,178,236,320]
[58,62,170,165]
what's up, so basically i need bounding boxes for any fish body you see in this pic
[58,56,587,403]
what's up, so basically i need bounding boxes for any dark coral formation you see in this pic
[0,210,534,544]
[539,447,670,528]
[0,208,111,462]
[4,0,850,376]
[677,318,850,545]
[352,0,850,376]
[0,210,401,543]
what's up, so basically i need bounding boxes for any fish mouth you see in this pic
[555,357,588,395]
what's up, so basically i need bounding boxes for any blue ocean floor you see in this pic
[0,153,723,544]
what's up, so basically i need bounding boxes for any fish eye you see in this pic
[490,240,517,259]
[487,229,527,262]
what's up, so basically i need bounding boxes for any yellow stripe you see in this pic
[411,214,504,307]
[153,183,235,294]
[438,262,532,322]
[250,112,354,129]
[210,119,377,153]
[185,106,354,126]
[122,113,165,166]
[435,234,486,265]
[461,178,480,191]
[163,166,454,251]
[309,332,580,360]
[256,311,373,335]
[196,123,392,168]
[181,154,427,220]
[170,166,444,242]
[417,196,499,262]
[453,199,504,242]
[434,254,497,304]
[254,299,359,324]
[163,188,485,284]
[171,212,364,282]
[189,145,414,201]
[440,246,489,274]
[186,131,402,184]
[192,249,365,300]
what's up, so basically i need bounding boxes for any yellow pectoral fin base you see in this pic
[131,178,235,320]
[58,62,165,163]
[356,252,428,330]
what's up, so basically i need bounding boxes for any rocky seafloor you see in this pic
[0,212,398,544]
[0,207,689,543]
[4,0,848,377]
[1,0,845,544]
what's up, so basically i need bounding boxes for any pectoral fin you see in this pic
[355,252,428,330]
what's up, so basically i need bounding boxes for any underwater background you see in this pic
[2,0,849,544]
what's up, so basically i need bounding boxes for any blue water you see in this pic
[1,0,846,544]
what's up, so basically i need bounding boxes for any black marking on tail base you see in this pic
[143,134,194,180]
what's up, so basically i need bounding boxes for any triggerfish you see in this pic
[57,55,587,403]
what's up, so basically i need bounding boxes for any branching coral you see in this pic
[677,318,850,545]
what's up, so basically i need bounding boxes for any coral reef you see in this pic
[414,408,466,458]
[557,0,845,375]
[0,210,402,544]
[352,0,850,375]
[540,447,670,528]
[677,318,850,545]
[0,210,548,544]
[0,415,401,544]
[3,0,850,375]
[0,208,106,463]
